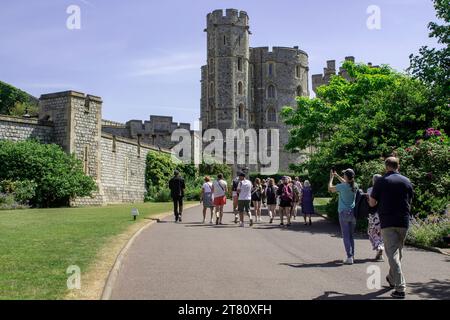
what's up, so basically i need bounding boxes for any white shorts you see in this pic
[232,192,238,198]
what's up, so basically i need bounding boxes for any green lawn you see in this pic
[314,198,331,215]
[0,202,184,300]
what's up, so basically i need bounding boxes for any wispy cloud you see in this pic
[128,52,204,77]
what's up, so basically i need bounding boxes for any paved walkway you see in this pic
[110,204,450,300]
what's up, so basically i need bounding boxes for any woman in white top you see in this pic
[212,173,228,225]
[201,176,215,224]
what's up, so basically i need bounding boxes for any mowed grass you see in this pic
[0,202,185,300]
[314,198,331,215]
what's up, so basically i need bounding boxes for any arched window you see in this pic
[296,65,301,78]
[267,107,277,122]
[238,104,245,120]
[296,86,302,97]
[210,82,214,96]
[238,81,243,95]
[223,35,227,46]
[209,58,214,72]
[237,57,243,71]
[267,85,276,99]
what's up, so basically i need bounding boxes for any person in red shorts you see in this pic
[212,173,228,225]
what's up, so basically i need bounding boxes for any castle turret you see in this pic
[204,9,251,132]
[39,91,104,206]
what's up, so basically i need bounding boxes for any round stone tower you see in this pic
[205,9,250,132]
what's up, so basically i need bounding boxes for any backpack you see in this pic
[280,185,293,202]
[292,185,300,202]
[354,189,376,220]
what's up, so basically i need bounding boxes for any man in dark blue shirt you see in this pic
[369,157,414,299]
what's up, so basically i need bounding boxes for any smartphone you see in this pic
[331,166,336,173]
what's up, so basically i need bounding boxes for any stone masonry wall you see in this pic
[100,134,169,204]
[0,115,54,143]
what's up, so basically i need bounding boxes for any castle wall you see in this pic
[100,134,169,204]
[0,115,54,144]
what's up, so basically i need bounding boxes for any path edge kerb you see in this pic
[101,203,201,300]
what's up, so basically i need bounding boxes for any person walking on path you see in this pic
[367,174,385,261]
[200,176,215,224]
[251,178,263,223]
[212,174,228,225]
[232,176,240,224]
[265,178,278,224]
[237,172,253,227]
[302,180,315,226]
[328,168,358,265]
[169,170,186,223]
[291,178,301,220]
[369,157,414,300]
[277,177,293,227]
[261,179,268,208]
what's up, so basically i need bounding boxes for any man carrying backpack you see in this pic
[277,176,293,226]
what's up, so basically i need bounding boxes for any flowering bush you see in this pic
[407,215,450,248]
[397,129,450,218]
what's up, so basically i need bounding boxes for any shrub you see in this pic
[0,140,96,207]
[355,160,386,192]
[396,133,450,218]
[199,162,232,180]
[0,179,37,205]
[407,215,450,248]
[0,193,18,210]
[145,151,177,194]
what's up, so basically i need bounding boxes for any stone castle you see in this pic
[200,9,310,172]
[0,92,181,206]
[0,8,365,206]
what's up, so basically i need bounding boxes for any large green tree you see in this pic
[408,0,450,136]
[282,62,447,194]
[0,81,38,116]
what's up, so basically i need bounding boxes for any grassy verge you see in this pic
[0,202,194,300]
[314,198,331,215]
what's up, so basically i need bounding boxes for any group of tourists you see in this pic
[328,157,414,299]
[232,174,316,227]
[168,156,414,299]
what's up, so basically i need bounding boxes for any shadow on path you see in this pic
[280,258,377,269]
[313,288,393,300]
[408,279,450,300]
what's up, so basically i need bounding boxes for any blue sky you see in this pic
[0,0,440,125]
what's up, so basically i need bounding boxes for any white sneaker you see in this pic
[343,257,354,265]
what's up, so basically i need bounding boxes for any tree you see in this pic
[282,61,447,194]
[409,0,450,132]
[0,81,38,116]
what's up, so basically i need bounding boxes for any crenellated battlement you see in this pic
[250,46,308,64]
[207,8,249,27]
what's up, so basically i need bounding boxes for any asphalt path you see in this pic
[110,203,450,300]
